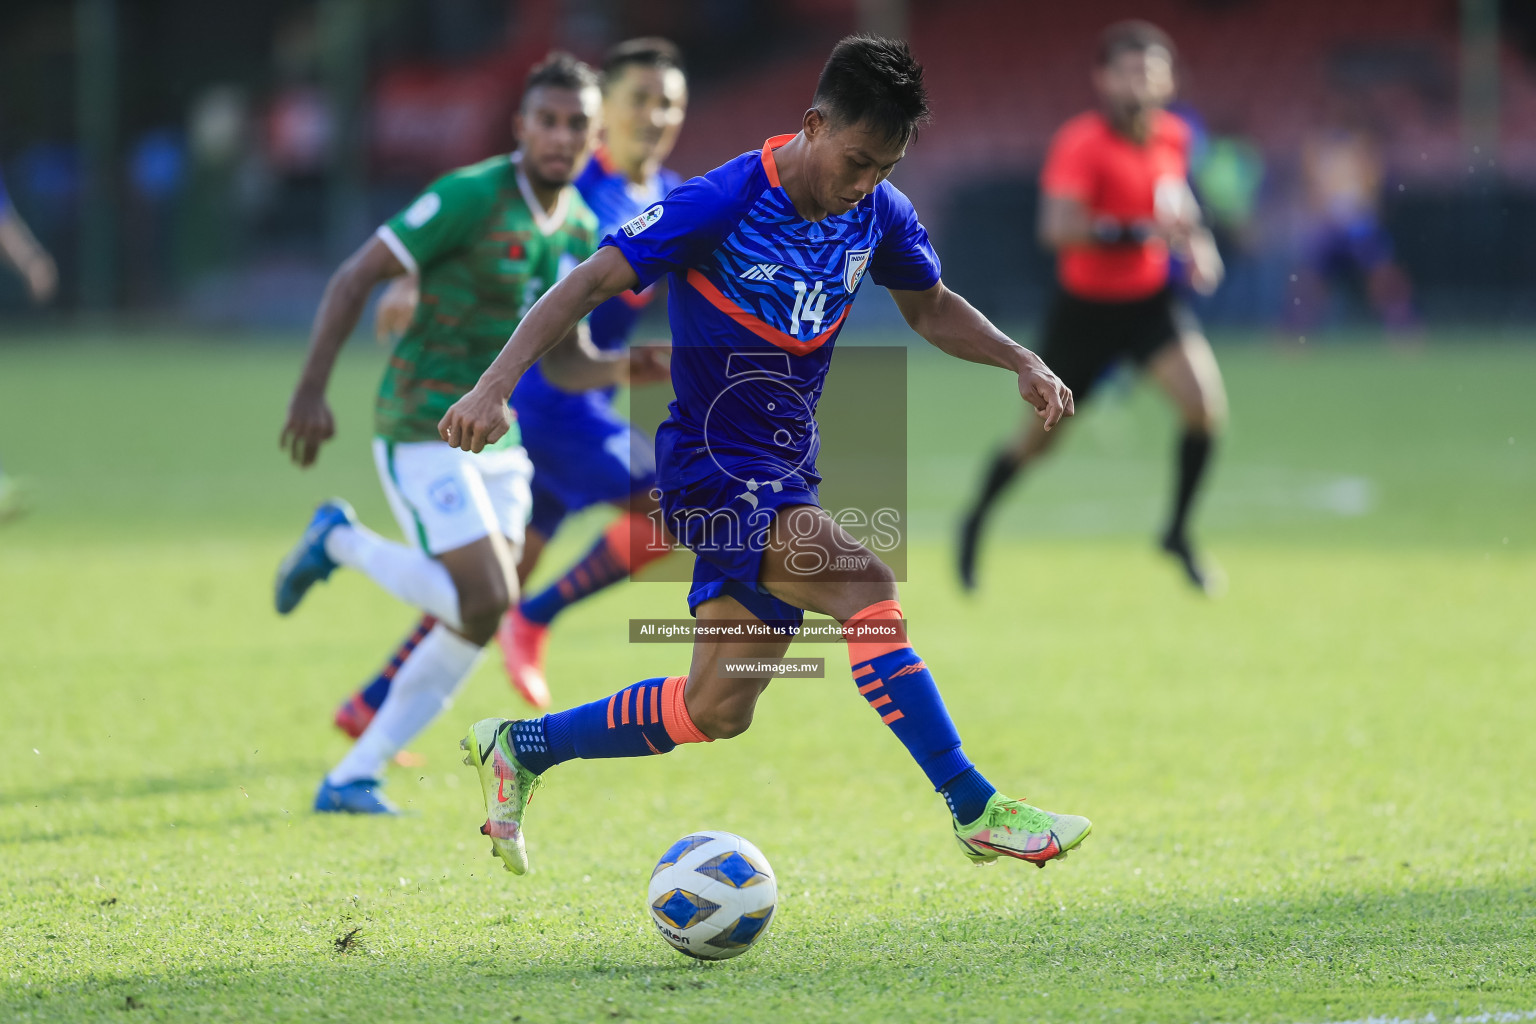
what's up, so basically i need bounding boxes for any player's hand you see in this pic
[281,387,335,467]
[439,385,514,453]
[1186,229,1225,296]
[25,254,57,305]
[628,342,672,386]
[1015,351,1074,431]
[374,275,419,345]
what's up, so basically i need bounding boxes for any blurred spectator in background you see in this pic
[1290,95,1416,333]
[125,128,187,307]
[0,159,57,520]
[183,85,256,281]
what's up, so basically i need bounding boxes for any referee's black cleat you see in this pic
[1160,531,1225,597]
[958,511,982,591]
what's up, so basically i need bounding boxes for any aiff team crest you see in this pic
[843,248,871,292]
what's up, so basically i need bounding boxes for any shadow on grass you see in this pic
[5,884,1534,1023]
[0,758,323,846]
[2,757,321,807]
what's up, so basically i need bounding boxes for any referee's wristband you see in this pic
[1090,217,1153,246]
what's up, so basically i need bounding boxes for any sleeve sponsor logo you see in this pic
[403,192,442,229]
[622,204,664,237]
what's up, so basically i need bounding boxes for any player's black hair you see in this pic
[602,37,686,91]
[522,51,600,107]
[1097,20,1177,67]
[812,35,929,144]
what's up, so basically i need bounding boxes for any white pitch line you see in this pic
[1306,1010,1536,1024]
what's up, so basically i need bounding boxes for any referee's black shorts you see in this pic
[1036,286,1200,403]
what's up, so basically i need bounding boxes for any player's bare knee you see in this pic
[834,565,898,623]
[455,580,510,645]
[1188,389,1227,436]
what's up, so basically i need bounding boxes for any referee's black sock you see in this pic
[1166,429,1213,544]
[973,449,1024,516]
[958,449,1025,590]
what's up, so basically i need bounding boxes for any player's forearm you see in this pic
[0,215,47,280]
[906,285,1034,374]
[540,326,629,393]
[296,267,372,394]
[476,260,627,400]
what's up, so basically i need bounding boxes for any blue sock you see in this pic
[508,675,708,774]
[847,600,995,818]
[938,766,997,824]
[520,535,628,625]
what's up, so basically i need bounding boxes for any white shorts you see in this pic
[373,437,533,555]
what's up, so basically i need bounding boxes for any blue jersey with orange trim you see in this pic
[602,134,941,478]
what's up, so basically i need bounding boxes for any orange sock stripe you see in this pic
[881,709,905,725]
[844,598,911,665]
[869,694,893,710]
[856,679,883,695]
[606,692,617,729]
[659,675,711,745]
[621,687,631,725]
[853,664,875,679]
[649,685,659,723]
[603,511,670,575]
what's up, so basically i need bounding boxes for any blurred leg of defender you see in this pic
[498,402,673,703]
[277,439,531,814]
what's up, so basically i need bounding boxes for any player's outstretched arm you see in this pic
[891,282,1075,431]
[0,208,57,305]
[439,246,640,452]
[282,236,406,467]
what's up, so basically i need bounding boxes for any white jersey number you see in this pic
[789,280,827,335]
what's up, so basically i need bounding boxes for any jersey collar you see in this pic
[509,152,572,237]
[759,134,796,188]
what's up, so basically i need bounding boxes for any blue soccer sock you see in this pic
[508,675,710,775]
[937,766,997,825]
[846,599,997,822]
[520,513,667,625]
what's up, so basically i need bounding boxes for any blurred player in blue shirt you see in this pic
[438,37,1094,876]
[0,165,59,521]
[335,40,689,735]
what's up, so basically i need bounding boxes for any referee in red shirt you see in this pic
[959,21,1228,594]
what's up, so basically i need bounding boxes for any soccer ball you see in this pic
[646,830,777,961]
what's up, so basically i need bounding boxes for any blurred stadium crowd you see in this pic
[2,0,1534,325]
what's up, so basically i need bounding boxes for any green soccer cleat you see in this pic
[953,792,1092,868]
[460,718,541,875]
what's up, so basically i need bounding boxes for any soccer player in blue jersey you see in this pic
[428,36,1093,871]
[331,40,690,738]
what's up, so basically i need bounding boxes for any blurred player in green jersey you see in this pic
[274,53,656,814]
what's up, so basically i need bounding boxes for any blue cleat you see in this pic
[274,499,355,614]
[313,778,400,815]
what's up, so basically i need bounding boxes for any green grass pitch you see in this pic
[1,332,1533,1022]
